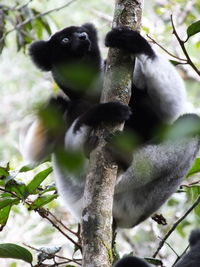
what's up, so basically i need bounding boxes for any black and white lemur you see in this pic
[21,23,200,228]
[114,229,200,267]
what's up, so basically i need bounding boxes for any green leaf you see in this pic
[0,197,19,209]
[0,243,33,263]
[19,165,34,172]
[170,60,183,66]
[55,149,85,174]
[40,184,57,195]
[0,205,11,228]
[187,20,200,39]
[0,167,9,178]
[187,158,200,177]
[27,167,53,195]
[29,194,58,210]
[145,257,163,266]
[5,180,28,199]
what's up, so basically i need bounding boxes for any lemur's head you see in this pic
[29,23,99,71]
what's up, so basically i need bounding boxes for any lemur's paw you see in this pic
[105,27,154,57]
[96,102,132,124]
[75,102,131,131]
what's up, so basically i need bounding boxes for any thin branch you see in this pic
[0,187,21,200]
[0,1,33,11]
[172,244,189,266]
[147,34,187,62]
[153,194,200,258]
[171,14,200,76]
[0,0,77,43]
[157,236,179,257]
[181,179,200,188]
[24,243,82,265]
[16,0,33,11]
[47,209,78,236]
[37,208,82,251]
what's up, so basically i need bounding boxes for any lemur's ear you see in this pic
[29,40,52,71]
[82,23,98,42]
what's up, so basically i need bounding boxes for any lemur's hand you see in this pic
[105,27,154,57]
[74,102,132,132]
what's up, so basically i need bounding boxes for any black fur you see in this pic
[29,23,101,101]
[74,102,131,132]
[105,27,155,58]
[29,24,162,143]
[114,256,150,267]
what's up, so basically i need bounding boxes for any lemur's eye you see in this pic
[61,37,69,44]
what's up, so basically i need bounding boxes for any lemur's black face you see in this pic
[49,26,92,62]
[29,23,99,71]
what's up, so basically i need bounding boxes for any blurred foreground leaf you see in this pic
[0,243,33,263]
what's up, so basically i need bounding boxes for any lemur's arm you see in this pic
[105,28,186,122]
[64,102,131,151]
[21,100,131,164]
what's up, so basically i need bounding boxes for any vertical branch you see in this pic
[82,1,143,267]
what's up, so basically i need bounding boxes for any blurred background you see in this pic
[0,0,200,266]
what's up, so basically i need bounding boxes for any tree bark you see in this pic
[82,1,143,267]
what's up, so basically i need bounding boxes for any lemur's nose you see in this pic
[78,32,88,40]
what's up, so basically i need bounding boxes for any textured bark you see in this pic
[82,1,143,267]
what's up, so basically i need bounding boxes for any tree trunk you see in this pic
[82,1,143,266]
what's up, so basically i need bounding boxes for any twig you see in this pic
[0,0,77,43]
[153,194,200,258]
[37,208,82,251]
[0,0,33,11]
[181,180,200,188]
[0,187,21,200]
[47,209,78,236]
[172,244,189,266]
[147,34,187,62]
[16,0,33,11]
[158,236,179,257]
[24,243,82,265]
[171,14,200,76]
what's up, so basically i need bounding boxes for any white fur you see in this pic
[134,52,186,121]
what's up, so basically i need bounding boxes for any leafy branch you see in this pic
[171,15,200,76]
[0,164,82,266]
[147,17,200,77]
